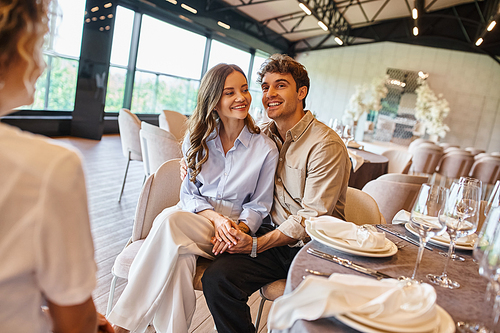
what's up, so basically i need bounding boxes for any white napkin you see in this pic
[309,216,385,249]
[268,273,438,331]
[392,209,477,246]
[348,150,364,172]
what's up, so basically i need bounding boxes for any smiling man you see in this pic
[202,54,351,333]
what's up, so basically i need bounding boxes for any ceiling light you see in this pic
[299,3,311,15]
[166,0,177,4]
[107,14,113,18]
[104,2,112,8]
[413,26,418,36]
[218,21,230,30]
[334,36,343,45]
[91,6,99,12]
[412,8,418,19]
[181,3,197,14]
[100,15,105,20]
[418,71,429,79]
[475,37,483,46]
[85,18,90,23]
[99,27,104,31]
[178,15,192,23]
[105,25,110,30]
[92,17,97,21]
[487,21,496,31]
[318,21,328,31]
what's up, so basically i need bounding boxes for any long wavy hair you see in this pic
[0,0,50,94]
[186,63,260,183]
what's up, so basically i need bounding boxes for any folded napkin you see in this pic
[392,209,477,246]
[268,273,437,331]
[348,150,364,172]
[309,216,385,249]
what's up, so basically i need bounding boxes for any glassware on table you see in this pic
[331,119,343,137]
[408,184,448,281]
[342,123,354,147]
[484,180,500,218]
[428,178,481,289]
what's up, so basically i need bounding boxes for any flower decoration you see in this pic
[344,75,389,122]
[415,79,450,138]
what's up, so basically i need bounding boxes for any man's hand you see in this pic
[198,209,239,247]
[225,228,253,254]
[179,158,187,181]
[97,313,114,333]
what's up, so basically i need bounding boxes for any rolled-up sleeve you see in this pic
[238,147,279,234]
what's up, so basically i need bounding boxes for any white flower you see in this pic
[415,79,450,138]
[344,75,389,121]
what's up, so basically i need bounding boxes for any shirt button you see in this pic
[279,158,282,161]
[278,178,281,182]
[224,172,227,176]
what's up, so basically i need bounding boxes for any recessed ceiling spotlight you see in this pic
[318,21,328,31]
[475,37,483,46]
[334,37,343,45]
[217,21,230,30]
[298,3,311,15]
[181,3,197,14]
[413,26,419,36]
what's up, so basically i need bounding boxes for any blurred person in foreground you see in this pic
[0,0,113,332]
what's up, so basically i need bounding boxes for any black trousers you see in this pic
[202,227,300,333]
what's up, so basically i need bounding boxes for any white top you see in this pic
[0,123,97,333]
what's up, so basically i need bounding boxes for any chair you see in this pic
[362,179,422,222]
[469,156,500,185]
[377,173,429,185]
[117,108,143,202]
[140,121,182,176]
[408,138,432,154]
[410,143,444,175]
[106,159,210,315]
[465,147,486,156]
[436,150,474,179]
[438,143,460,150]
[158,110,188,141]
[381,149,413,174]
[254,187,385,330]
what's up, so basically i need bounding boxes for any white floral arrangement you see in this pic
[344,75,389,122]
[415,79,450,138]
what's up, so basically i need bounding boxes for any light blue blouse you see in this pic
[180,125,279,234]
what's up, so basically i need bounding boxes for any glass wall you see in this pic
[26,0,85,111]
[208,40,252,76]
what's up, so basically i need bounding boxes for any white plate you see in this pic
[307,223,398,258]
[405,223,474,251]
[336,305,454,333]
[317,229,394,253]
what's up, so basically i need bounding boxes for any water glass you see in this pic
[484,180,500,218]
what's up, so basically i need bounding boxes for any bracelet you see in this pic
[250,236,257,258]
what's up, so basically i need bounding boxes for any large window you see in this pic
[249,51,269,112]
[208,40,251,76]
[26,0,85,111]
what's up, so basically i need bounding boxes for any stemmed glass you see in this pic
[428,178,481,289]
[484,180,500,218]
[475,181,500,264]
[331,119,343,137]
[342,123,354,147]
[408,184,448,281]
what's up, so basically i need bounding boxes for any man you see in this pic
[201,54,351,333]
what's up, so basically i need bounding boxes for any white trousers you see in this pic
[107,206,215,333]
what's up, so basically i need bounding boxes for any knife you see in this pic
[376,225,433,251]
[306,248,393,280]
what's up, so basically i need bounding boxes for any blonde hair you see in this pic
[0,0,49,92]
[186,63,260,183]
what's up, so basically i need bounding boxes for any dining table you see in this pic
[274,224,491,333]
[348,148,389,190]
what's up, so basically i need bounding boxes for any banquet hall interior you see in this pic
[2,0,500,332]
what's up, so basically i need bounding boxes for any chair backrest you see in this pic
[469,156,500,185]
[492,152,500,157]
[344,187,385,225]
[132,158,182,241]
[381,149,413,174]
[438,143,460,150]
[408,138,432,154]
[410,143,443,174]
[118,108,142,161]
[436,151,474,179]
[140,122,182,176]
[465,147,485,156]
[158,110,188,141]
[377,173,429,185]
[362,179,422,223]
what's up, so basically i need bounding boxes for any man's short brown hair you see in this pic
[257,54,310,108]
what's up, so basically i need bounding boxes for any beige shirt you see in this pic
[261,111,351,244]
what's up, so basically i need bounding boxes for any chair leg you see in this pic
[118,152,131,202]
[106,273,119,316]
[254,296,267,331]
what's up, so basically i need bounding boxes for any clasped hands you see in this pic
[210,214,253,256]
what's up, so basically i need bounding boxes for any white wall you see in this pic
[296,42,500,153]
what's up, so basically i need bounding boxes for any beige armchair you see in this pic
[381,149,413,174]
[436,150,474,179]
[158,110,188,142]
[117,108,143,202]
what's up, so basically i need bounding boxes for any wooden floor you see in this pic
[54,134,272,333]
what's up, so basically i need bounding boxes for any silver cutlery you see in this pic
[306,248,393,280]
[376,225,433,251]
[305,269,331,277]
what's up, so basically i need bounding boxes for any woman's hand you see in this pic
[197,210,239,248]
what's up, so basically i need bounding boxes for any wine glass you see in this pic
[428,178,481,289]
[331,119,343,137]
[342,123,354,147]
[484,180,500,218]
[408,184,448,281]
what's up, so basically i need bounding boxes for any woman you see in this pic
[0,0,112,332]
[108,64,278,333]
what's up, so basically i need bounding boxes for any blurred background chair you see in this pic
[436,150,474,179]
[106,159,212,317]
[362,179,421,223]
[469,156,500,185]
[377,173,428,185]
[438,143,460,150]
[465,147,486,156]
[410,143,444,175]
[159,110,188,142]
[117,108,143,202]
[408,138,432,154]
[381,149,413,174]
[140,121,182,176]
